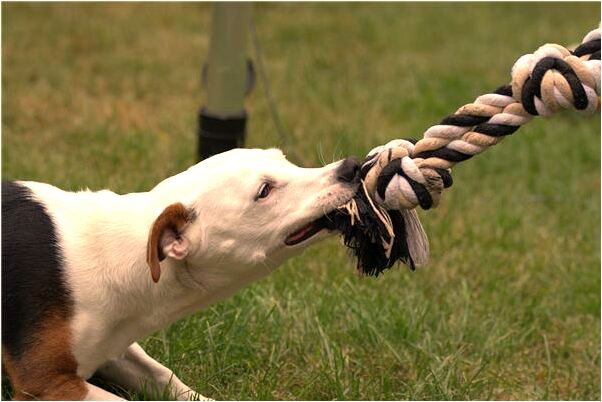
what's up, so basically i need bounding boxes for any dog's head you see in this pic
[146,148,360,285]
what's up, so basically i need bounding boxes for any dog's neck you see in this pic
[82,189,254,338]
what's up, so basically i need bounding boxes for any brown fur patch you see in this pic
[2,310,86,400]
[146,202,192,283]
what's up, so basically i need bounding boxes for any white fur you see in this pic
[84,383,125,401]
[22,148,358,400]
[95,343,205,400]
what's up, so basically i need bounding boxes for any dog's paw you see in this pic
[175,389,213,401]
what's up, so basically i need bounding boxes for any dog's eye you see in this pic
[256,183,272,200]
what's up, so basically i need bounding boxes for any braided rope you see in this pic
[335,26,601,276]
[360,27,600,213]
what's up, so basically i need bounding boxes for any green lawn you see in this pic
[2,3,600,400]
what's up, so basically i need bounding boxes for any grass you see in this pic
[2,2,600,400]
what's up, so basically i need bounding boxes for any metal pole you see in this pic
[198,2,253,161]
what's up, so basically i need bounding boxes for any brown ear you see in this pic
[146,203,193,283]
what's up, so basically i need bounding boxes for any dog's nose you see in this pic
[336,157,360,183]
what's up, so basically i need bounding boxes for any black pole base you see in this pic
[198,108,247,161]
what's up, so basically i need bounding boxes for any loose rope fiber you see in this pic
[329,26,601,276]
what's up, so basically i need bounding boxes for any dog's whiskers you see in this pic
[330,140,343,165]
[316,143,327,167]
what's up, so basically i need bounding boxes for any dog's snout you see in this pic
[336,157,360,183]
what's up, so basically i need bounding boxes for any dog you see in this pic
[2,148,360,400]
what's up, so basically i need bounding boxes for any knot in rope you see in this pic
[360,27,600,213]
[332,26,601,276]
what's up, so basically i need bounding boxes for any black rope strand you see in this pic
[329,34,599,276]
[522,56,589,115]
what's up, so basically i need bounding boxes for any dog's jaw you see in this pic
[283,190,357,247]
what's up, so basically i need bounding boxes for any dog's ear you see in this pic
[146,202,193,283]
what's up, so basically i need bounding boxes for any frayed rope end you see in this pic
[325,181,429,276]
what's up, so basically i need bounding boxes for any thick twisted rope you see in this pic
[329,27,601,276]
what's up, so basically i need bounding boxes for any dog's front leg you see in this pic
[84,382,127,400]
[94,343,210,401]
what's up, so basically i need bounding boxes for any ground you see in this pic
[2,3,600,400]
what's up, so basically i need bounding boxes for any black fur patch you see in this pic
[2,181,72,360]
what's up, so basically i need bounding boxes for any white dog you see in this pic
[2,148,360,400]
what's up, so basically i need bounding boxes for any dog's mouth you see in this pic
[284,188,357,247]
[284,216,334,246]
